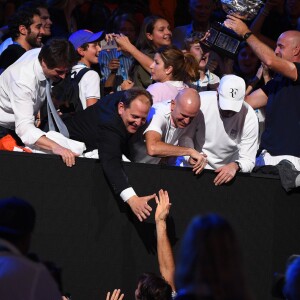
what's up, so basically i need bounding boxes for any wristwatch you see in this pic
[235,161,241,172]
[243,31,253,41]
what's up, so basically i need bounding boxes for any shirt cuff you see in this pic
[120,187,136,202]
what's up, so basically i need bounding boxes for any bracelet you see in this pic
[110,69,117,74]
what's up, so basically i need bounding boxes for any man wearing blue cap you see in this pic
[67,29,104,110]
[0,197,61,300]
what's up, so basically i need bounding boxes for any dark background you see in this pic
[0,151,299,300]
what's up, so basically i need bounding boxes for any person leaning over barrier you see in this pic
[0,39,79,167]
[179,75,258,185]
[64,88,156,222]
[131,88,208,174]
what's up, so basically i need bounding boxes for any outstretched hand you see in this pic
[127,194,156,222]
[106,289,124,300]
[155,189,171,223]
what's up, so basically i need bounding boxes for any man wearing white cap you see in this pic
[179,74,259,185]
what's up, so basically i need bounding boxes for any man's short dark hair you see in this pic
[136,273,172,300]
[122,88,153,108]
[8,7,41,40]
[39,38,77,69]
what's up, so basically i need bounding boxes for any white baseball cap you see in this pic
[218,75,246,112]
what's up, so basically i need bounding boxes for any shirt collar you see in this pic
[0,238,22,256]
[34,58,46,82]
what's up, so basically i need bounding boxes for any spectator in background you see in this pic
[0,197,61,300]
[99,13,137,94]
[47,0,85,38]
[184,34,220,92]
[114,15,172,89]
[67,29,104,109]
[0,7,45,74]
[147,45,199,104]
[175,214,251,300]
[172,0,215,50]
[0,1,52,55]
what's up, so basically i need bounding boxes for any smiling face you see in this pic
[38,7,52,36]
[149,53,172,82]
[41,59,69,82]
[146,19,172,48]
[24,14,45,48]
[78,42,101,67]
[275,31,300,62]
[171,88,200,128]
[118,96,151,134]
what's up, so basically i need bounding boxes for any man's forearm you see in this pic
[147,140,195,158]
[156,220,175,291]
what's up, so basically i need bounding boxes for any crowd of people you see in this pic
[0,0,300,298]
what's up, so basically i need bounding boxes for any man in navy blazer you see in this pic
[64,88,155,222]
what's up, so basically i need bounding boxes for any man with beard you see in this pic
[0,1,53,55]
[0,7,45,73]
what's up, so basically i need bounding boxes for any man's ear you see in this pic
[170,99,175,111]
[293,45,300,57]
[19,25,27,35]
[118,102,125,115]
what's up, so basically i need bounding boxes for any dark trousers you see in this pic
[0,125,24,146]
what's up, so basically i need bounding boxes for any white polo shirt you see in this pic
[0,48,47,145]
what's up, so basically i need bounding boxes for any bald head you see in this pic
[171,88,200,128]
[276,30,300,62]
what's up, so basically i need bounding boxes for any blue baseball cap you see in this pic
[69,29,105,50]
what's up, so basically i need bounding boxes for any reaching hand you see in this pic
[127,194,156,222]
[52,145,78,167]
[155,190,171,223]
[106,289,124,300]
[189,150,208,174]
[214,162,239,185]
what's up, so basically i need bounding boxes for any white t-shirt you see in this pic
[131,101,192,164]
[179,91,259,172]
[71,64,101,109]
[147,81,187,104]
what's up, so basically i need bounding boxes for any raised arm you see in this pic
[113,34,153,74]
[224,15,298,80]
[155,189,176,292]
